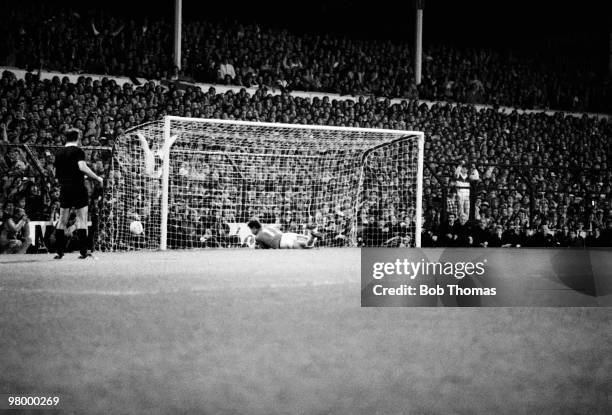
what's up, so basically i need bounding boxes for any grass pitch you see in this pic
[1,249,610,414]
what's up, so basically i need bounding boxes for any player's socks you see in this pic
[54,229,66,259]
[76,229,88,257]
[306,233,320,247]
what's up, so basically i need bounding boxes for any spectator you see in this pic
[601,220,612,246]
[501,224,523,247]
[25,182,44,218]
[529,224,556,247]
[1,4,610,112]
[0,206,32,253]
[0,67,610,248]
[454,214,472,247]
[472,219,491,248]
[566,229,585,248]
[438,212,459,246]
[585,227,605,247]
[488,225,504,247]
[218,57,236,83]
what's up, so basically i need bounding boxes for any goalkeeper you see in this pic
[135,132,177,178]
[247,219,321,249]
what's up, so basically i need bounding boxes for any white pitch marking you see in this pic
[0,279,357,297]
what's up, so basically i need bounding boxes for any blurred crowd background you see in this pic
[1,2,610,112]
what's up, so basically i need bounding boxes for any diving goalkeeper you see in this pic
[247,219,321,249]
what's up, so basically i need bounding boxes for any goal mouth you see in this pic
[98,117,424,251]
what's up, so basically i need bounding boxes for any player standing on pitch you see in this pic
[247,219,321,249]
[53,129,103,259]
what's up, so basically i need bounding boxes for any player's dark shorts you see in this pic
[59,184,88,209]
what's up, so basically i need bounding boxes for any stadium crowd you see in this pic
[1,68,611,252]
[0,3,610,113]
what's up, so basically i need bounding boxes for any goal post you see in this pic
[98,116,425,251]
[415,130,424,248]
[160,117,172,250]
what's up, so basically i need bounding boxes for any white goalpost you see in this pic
[98,116,424,251]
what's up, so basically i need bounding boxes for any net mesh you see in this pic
[98,117,422,250]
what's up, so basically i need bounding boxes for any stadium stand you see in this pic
[0,3,610,113]
[1,68,611,251]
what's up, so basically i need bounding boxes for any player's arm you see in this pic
[454,164,462,178]
[254,235,268,249]
[254,231,274,249]
[6,216,27,232]
[254,241,268,249]
[78,160,103,184]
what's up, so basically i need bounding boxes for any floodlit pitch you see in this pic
[1,249,610,414]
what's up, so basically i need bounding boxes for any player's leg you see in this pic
[54,207,71,259]
[293,234,314,249]
[302,226,323,248]
[136,133,161,178]
[160,134,178,159]
[294,230,322,249]
[464,190,471,218]
[6,239,22,254]
[279,232,299,249]
[464,198,470,218]
[74,206,90,258]
[0,233,9,254]
[457,190,469,218]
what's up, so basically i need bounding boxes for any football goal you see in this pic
[98,116,424,250]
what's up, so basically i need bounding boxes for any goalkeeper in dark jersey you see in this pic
[247,219,320,249]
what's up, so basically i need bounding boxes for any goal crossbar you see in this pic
[165,115,424,137]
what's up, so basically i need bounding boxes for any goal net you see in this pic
[98,116,424,251]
